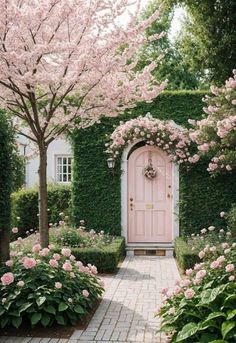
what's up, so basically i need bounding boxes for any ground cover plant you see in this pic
[158,219,236,342]
[0,244,104,329]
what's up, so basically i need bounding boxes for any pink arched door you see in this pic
[128,146,172,243]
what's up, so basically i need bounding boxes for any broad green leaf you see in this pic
[44,305,56,315]
[176,322,199,342]
[200,287,222,304]
[223,295,236,307]
[74,304,85,314]
[199,319,218,331]
[19,302,32,313]
[56,314,65,325]
[0,308,5,316]
[36,296,46,307]
[221,321,235,339]
[58,302,68,312]
[31,313,42,326]
[159,323,176,333]
[227,310,236,320]
[12,317,22,328]
[206,312,226,321]
[0,316,9,328]
[41,313,51,327]
[210,341,228,343]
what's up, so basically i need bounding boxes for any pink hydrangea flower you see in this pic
[225,264,234,273]
[32,243,41,253]
[184,288,195,299]
[210,260,220,269]
[17,280,25,287]
[61,248,71,257]
[12,227,18,234]
[63,262,72,272]
[1,272,14,285]
[53,253,61,261]
[55,282,62,289]
[49,259,58,268]
[23,257,37,269]
[5,260,13,267]
[82,290,89,298]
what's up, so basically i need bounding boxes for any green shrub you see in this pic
[53,237,125,273]
[174,237,200,271]
[11,184,72,238]
[0,248,103,328]
[157,241,236,342]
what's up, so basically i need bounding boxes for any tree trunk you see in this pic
[38,144,49,248]
[0,227,10,263]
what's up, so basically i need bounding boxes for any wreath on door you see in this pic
[143,153,157,180]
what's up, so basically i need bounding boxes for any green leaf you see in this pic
[221,321,235,339]
[223,295,236,307]
[12,317,22,328]
[176,322,199,342]
[44,305,56,315]
[206,312,226,321]
[210,341,228,343]
[200,287,222,304]
[0,316,9,328]
[41,314,51,327]
[159,323,176,333]
[19,302,32,313]
[58,302,68,312]
[31,313,42,326]
[74,304,85,314]
[56,314,65,325]
[36,296,46,307]
[227,310,236,320]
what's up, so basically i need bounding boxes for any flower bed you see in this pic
[160,222,236,342]
[0,246,104,329]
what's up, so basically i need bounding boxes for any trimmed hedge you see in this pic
[11,184,72,237]
[54,237,125,273]
[174,237,200,272]
[71,91,236,235]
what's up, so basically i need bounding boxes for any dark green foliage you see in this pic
[0,112,13,260]
[180,159,236,235]
[11,185,72,237]
[174,237,200,271]
[227,204,236,236]
[11,154,25,192]
[54,237,125,273]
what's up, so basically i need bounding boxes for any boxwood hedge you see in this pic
[71,91,236,236]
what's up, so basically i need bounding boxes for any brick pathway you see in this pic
[0,256,179,343]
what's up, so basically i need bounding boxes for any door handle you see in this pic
[167,193,170,198]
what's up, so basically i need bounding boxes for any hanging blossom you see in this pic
[189,69,236,174]
[105,113,200,165]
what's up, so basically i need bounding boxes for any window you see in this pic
[56,156,72,183]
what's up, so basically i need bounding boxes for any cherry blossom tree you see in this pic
[189,69,236,175]
[0,0,167,247]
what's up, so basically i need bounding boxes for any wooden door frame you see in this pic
[121,139,179,244]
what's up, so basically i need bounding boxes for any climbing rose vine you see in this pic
[189,69,236,174]
[106,114,200,164]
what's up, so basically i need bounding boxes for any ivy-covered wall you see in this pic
[72,91,236,236]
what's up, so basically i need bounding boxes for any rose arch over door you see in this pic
[128,145,172,243]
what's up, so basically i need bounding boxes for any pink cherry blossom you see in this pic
[23,257,37,269]
[1,272,14,285]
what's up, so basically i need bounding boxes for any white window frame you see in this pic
[55,155,73,184]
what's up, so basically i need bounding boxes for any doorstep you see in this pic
[126,243,174,257]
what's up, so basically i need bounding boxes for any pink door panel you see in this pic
[128,146,172,243]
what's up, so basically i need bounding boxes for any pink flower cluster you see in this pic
[106,114,199,165]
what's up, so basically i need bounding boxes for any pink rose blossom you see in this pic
[182,279,191,287]
[53,253,61,261]
[32,244,41,253]
[61,248,71,257]
[210,260,220,269]
[222,243,229,249]
[210,246,216,252]
[10,251,17,257]
[220,211,225,217]
[82,290,89,298]
[199,251,205,259]
[229,275,235,281]
[39,248,50,256]
[23,257,37,269]
[196,269,207,279]
[91,266,98,275]
[70,255,76,261]
[217,255,226,263]
[160,287,168,295]
[224,248,231,254]
[70,272,75,278]
[226,264,234,273]
[63,262,72,272]
[1,272,14,285]
[55,282,62,289]
[17,280,25,287]
[184,288,195,299]
[49,259,58,268]
[185,269,193,276]
[174,286,182,295]
[5,260,13,267]
[12,227,18,234]
[75,261,83,268]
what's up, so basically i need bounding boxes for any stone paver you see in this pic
[0,256,179,343]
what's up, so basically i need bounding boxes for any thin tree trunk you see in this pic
[0,227,10,263]
[38,144,49,248]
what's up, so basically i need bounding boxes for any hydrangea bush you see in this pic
[189,69,236,174]
[157,240,236,342]
[0,244,104,328]
[106,113,200,165]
